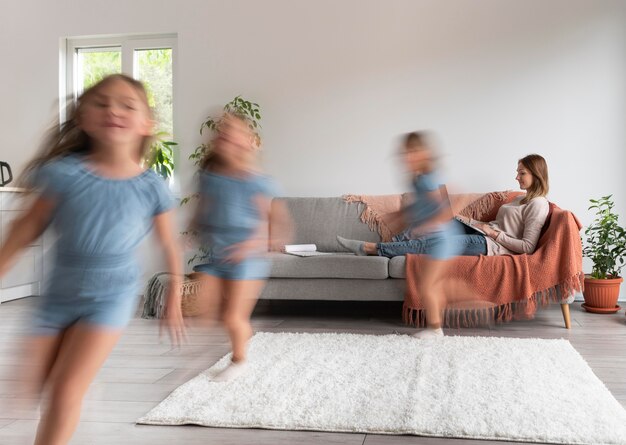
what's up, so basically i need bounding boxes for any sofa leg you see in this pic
[560,303,571,329]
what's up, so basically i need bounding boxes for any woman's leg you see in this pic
[453,234,488,256]
[378,234,487,258]
[34,324,122,445]
[376,238,432,257]
[338,235,433,256]
[363,242,378,255]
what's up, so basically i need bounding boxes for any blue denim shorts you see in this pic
[31,258,141,335]
[193,257,271,281]
[31,293,139,335]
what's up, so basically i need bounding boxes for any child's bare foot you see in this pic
[213,359,248,382]
[412,327,444,340]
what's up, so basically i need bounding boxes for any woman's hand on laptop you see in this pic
[474,222,499,239]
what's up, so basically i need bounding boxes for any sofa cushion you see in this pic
[271,197,381,252]
[389,256,406,278]
[268,252,389,279]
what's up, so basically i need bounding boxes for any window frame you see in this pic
[65,34,177,101]
[61,33,179,186]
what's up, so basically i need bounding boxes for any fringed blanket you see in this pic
[142,273,203,319]
[404,204,584,327]
[343,194,403,242]
[343,190,522,241]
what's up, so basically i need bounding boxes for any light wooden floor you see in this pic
[1,297,625,445]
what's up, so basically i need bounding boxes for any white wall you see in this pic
[1,0,625,295]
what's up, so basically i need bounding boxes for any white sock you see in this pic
[412,327,444,339]
[213,360,248,382]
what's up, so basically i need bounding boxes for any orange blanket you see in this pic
[404,204,584,327]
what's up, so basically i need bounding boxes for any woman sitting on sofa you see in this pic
[337,153,550,258]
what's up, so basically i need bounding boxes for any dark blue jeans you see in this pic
[377,220,487,258]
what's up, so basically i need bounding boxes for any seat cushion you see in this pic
[389,256,406,278]
[268,253,389,279]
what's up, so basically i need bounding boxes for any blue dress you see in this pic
[391,170,462,260]
[403,171,446,227]
[31,154,174,334]
[193,170,278,280]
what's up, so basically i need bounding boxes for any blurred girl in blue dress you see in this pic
[0,74,184,445]
[189,113,290,381]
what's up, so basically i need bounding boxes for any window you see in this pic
[63,34,177,151]
[75,47,121,92]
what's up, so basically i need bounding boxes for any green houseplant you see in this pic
[182,96,262,265]
[147,131,177,180]
[581,195,626,313]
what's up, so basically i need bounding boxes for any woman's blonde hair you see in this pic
[519,153,549,204]
[21,74,153,186]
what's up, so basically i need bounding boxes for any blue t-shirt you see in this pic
[195,170,279,259]
[404,170,445,227]
[34,154,174,261]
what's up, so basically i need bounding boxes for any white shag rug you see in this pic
[138,332,626,445]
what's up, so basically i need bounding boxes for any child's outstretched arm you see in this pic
[153,210,186,346]
[268,199,293,252]
[224,194,290,263]
[223,195,270,264]
[0,196,55,277]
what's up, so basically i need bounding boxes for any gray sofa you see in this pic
[261,197,405,301]
[260,195,577,330]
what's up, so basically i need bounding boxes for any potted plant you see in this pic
[581,195,626,313]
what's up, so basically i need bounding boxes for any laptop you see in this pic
[454,215,488,236]
[435,185,488,236]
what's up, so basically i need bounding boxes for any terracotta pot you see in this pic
[582,275,623,311]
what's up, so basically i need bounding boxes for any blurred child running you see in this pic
[0,74,184,445]
[338,131,460,338]
[189,112,290,381]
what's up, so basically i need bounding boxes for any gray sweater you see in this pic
[485,195,550,255]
